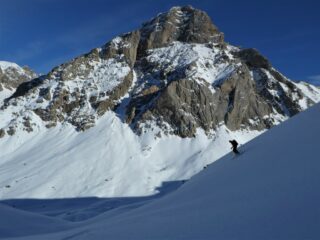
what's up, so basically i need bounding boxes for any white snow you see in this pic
[65,58,131,98]
[144,42,239,90]
[1,42,319,201]
[0,61,37,106]
[1,35,320,240]
[295,81,320,104]
[0,61,23,73]
[0,57,131,132]
[109,36,131,49]
[0,111,260,199]
[0,88,14,106]
[1,102,319,239]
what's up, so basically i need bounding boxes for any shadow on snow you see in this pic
[1,180,186,222]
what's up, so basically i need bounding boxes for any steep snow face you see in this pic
[79,102,319,240]
[84,103,320,240]
[0,110,261,199]
[0,88,14,107]
[2,103,320,240]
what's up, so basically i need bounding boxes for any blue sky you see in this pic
[1,0,319,84]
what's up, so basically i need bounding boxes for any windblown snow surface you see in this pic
[1,103,319,239]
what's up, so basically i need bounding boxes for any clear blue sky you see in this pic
[1,0,319,84]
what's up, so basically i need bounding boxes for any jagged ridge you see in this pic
[0,6,320,138]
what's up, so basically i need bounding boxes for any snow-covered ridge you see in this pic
[294,81,320,104]
[0,61,37,106]
[0,53,132,134]
[0,60,36,82]
[0,61,23,72]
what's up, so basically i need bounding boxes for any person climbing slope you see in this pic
[229,139,240,155]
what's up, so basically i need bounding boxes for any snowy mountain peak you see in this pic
[0,61,37,107]
[0,61,37,84]
[138,5,223,56]
[1,7,320,139]
[0,61,22,71]
[0,61,36,77]
[0,6,320,200]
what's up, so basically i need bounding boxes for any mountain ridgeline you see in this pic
[1,6,320,138]
[0,62,37,92]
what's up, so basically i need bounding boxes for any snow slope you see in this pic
[1,103,320,239]
[1,42,319,199]
[0,203,71,238]
[0,110,260,199]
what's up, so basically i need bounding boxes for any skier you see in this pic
[229,139,239,155]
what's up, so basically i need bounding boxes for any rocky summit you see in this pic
[1,6,320,138]
[0,61,37,102]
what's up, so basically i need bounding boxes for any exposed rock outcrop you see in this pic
[1,6,320,138]
[138,6,224,57]
[0,62,37,91]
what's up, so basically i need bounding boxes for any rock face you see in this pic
[138,6,224,57]
[124,39,320,137]
[0,62,37,91]
[0,61,37,108]
[1,6,320,137]
[0,61,37,98]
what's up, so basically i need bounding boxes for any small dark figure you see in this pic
[229,140,239,155]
